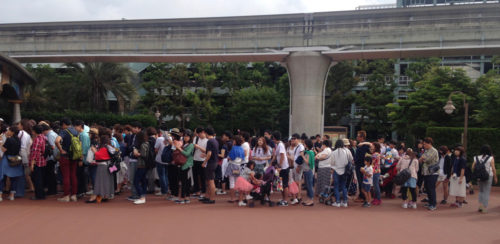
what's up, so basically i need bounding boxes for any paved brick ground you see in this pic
[1,187,499,243]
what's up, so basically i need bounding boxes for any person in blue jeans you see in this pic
[331,139,353,208]
[132,131,149,205]
[300,139,315,206]
[371,143,382,205]
[154,133,171,196]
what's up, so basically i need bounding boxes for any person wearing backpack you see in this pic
[449,146,467,208]
[397,149,419,209]
[74,120,89,196]
[472,145,497,213]
[55,118,80,202]
[154,129,169,196]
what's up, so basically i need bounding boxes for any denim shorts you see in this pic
[403,177,417,188]
[362,183,372,192]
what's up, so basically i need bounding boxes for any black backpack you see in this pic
[146,140,156,169]
[43,139,53,159]
[473,156,490,182]
[161,146,173,163]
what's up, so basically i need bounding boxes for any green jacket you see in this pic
[180,143,194,171]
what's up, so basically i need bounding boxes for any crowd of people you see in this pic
[0,118,497,213]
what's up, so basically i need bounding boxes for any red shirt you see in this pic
[94,147,111,161]
[29,134,47,167]
[372,153,381,174]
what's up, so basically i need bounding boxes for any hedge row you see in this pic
[426,127,500,160]
[0,110,157,128]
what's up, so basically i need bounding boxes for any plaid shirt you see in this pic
[29,134,47,167]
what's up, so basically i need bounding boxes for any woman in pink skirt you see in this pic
[234,161,259,207]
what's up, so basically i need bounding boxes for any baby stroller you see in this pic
[381,162,398,199]
[319,172,356,205]
[249,166,276,207]
[318,183,335,206]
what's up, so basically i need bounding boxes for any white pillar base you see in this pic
[285,51,332,137]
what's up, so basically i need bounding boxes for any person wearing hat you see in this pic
[173,129,194,204]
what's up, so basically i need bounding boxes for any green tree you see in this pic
[230,86,283,135]
[24,64,90,111]
[325,61,359,125]
[65,63,137,112]
[140,63,193,128]
[191,63,220,124]
[355,60,396,135]
[474,70,500,127]
[388,66,477,139]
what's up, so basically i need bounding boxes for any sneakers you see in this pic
[428,205,437,211]
[277,200,289,207]
[175,200,185,204]
[216,190,227,195]
[70,195,78,202]
[290,198,299,205]
[8,195,15,201]
[246,195,254,200]
[421,198,429,203]
[371,199,381,206]
[440,200,447,205]
[362,202,371,208]
[238,201,247,207]
[341,202,348,208]
[410,202,417,209]
[127,196,140,201]
[202,200,215,204]
[85,190,93,195]
[402,203,408,209]
[134,198,146,205]
[167,196,179,201]
[184,200,190,204]
[58,196,70,202]
[332,202,341,208]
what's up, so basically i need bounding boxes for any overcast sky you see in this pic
[1,0,395,23]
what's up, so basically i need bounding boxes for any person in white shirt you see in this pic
[331,139,353,207]
[192,128,208,197]
[251,137,272,174]
[18,120,34,192]
[473,145,498,213]
[288,133,305,205]
[361,156,374,207]
[240,132,251,164]
[272,131,289,207]
[315,140,332,197]
[154,131,170,196]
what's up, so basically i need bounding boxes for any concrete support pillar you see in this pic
[284,51,332,137]
[9,100,22,123]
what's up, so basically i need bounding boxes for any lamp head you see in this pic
[443,100,456,115]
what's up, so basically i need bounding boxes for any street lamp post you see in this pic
[443,91,468,155]
[155,110,161,126]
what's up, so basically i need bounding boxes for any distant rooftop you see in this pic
[356,0,500,10]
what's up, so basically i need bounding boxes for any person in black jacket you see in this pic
[436,146,453,205]
[354,130,371,202]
